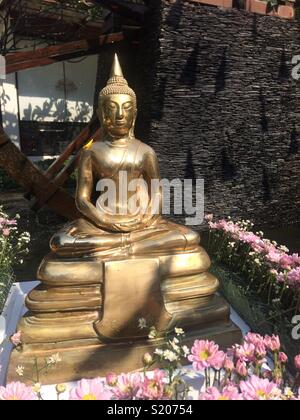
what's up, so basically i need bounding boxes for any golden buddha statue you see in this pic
[8,55,241,385]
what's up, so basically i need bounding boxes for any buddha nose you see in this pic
[117,107,124,119]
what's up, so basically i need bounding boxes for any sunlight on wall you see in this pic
[0,74,20,146]
[17,55,98,123]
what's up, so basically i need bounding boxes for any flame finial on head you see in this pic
[99,54,136,103]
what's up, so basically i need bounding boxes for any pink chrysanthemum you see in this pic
[199,385,242,401]
[264,335,281,352]
[137,370,171,400]
[235,343,256,363]
[69,378,111,400]
[240,375,281,400]
[188,340,225,371]
[0,382,37,400]
[10,331,22,347]
[111,372,143,400]
[244,332,265,348]
[294,355,300,371]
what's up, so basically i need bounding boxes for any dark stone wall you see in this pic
[136,0,300,227]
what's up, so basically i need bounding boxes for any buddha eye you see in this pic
[123,102,133,110]
[108,102,117,110]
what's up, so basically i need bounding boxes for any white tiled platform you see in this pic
[0,282,250,399]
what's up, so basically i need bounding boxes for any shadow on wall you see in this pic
[252,14,258,42]
[0,90,19,144]
[152,76,167,121]
[221,148,237,181]
[184,147,197,182]
[215,48,227,94]
[259,87,269,133]
[279,49,289,81]
[179,43,200,87]
[288,123,299,155]
[165,0,184,29]
[262,167,271,203]
[22,98,91,123]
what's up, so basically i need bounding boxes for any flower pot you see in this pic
[277,4,295,18]
[196,0,233,8]
[246,0,268,14]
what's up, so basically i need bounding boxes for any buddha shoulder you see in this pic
[136,140,157,160]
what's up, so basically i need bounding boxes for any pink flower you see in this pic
[205,214,214,222]
[279,352,288,364]
[137,370,171,400]
[244,332,265,348]
[240,375,281,400]
[235,360,248,378]
[106,372,118,387]
[238,232,263,251]
[265,249,282,264]
[2,228,10,237]
[286,268,300,288]
[0,382,37,400]
[199,385,242,401]
[264,335,280,352]
[208,222,219,230]
[235,343,256,363]
[69,378,111,400]
[188,340,225,371]
[279,254,294,270]
[111,373,143,400]
[292,253,300,266]
[276,272,286,283]
[6,219,17,226]
[255,343,267,360]
[223,357,234,372]
[10,331,22,346]
[218,220,239,235]
[294,355,300,371]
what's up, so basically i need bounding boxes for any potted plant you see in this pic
[196,0,234,9]
[246,0,281,14]
[277,0,295,18]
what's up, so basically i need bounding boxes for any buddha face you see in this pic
[99,94,136,138]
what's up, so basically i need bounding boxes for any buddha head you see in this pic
[98,54,137,139]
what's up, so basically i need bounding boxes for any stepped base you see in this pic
[7,316,242,385]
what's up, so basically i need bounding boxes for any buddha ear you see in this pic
[129,111,137,138]
[97,106,104,124]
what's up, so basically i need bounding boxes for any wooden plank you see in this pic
[6,32,124,74]
[29,122,101,212]
[0,129,80,220]
[45,117,100,180]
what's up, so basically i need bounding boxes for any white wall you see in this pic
[0,73,20,147]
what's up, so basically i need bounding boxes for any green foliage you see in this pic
[0,268,13,314]
[212,263,300,372]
